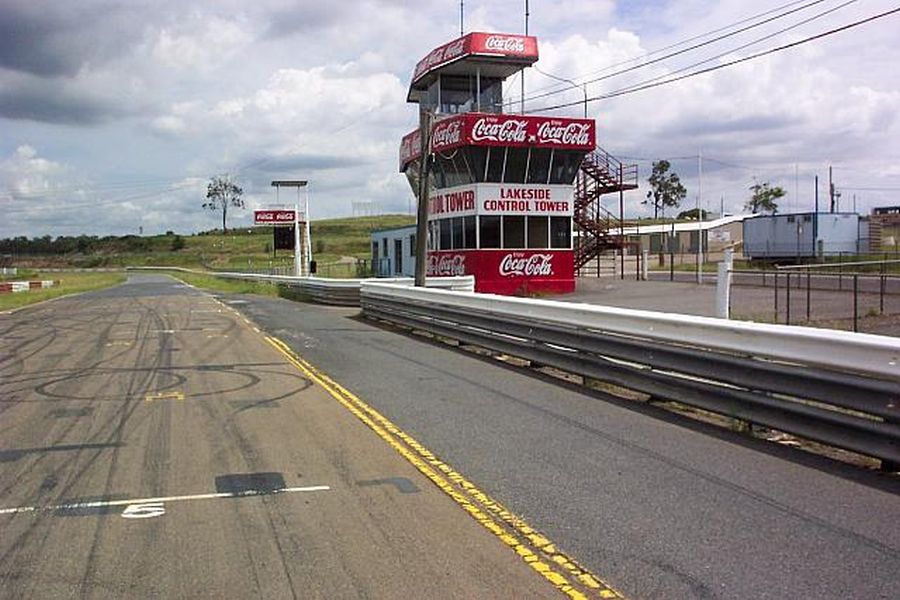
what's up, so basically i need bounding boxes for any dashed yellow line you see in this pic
[264,335,623,599]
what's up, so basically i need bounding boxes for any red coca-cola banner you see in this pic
[254,209,297,225]
[427,249,575,295]
[412,32,538,86]
[400,114,596,171]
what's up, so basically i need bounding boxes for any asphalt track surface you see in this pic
[233,283,900,599]
[2,274,899,599]
[0,275,568,599]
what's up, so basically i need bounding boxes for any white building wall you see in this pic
[371,226,417,277]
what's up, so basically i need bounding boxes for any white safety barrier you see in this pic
[360,282,900,466]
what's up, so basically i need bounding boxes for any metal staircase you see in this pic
[574,147,639,273]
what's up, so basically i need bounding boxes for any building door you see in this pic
[394,239,403,274]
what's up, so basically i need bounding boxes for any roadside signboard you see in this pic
[254,209,299,225]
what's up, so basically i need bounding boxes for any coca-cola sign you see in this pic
[428,254,467,277]
[536,121,591,146]
[412,33,538,86]
[254,209,298,225]
[484,35,525,53]
[431,119,463,151]
[471,117,528,144]
[400,114,595,172]
[499,253,554,277]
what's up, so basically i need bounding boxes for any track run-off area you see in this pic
[1,273,898,599]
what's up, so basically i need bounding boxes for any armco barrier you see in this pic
[126,267,475,306]
[360,282,900,467]
[215,272,475,306]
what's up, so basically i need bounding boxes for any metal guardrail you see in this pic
[216,272,475,306]
[360,283,900,466]
[127,267,475,306]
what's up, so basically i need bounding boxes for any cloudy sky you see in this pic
[1,0,898,238]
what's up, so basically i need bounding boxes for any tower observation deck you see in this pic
[399,32,636,294]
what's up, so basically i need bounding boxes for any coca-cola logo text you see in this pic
[484,36,526,53]
[536,122,591,146]
[428,254,466,277]
[499,253,554,277]
[431,120,463,149]
[471,118,528,144]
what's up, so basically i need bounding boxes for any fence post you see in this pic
[774,272,779,323]
[716,249,733,319]
[641,250,649,281]
[806,268,811,321]
[786,272,791,325]
[853,274,859,332]
[880,261,886,314]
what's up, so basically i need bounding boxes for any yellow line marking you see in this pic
[264,335,624,599]
[144,391,185,402]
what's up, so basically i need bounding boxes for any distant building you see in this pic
[616,214,751,256]
[742,212,860,259]
[870,206,900,249]
[370,225,417,277]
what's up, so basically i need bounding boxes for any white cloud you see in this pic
[0,145,73,200]
[2,0,900,235]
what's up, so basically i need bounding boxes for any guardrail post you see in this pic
[716,249,733,319]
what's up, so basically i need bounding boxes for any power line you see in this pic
[508,0,837,109]
[531,6,900,113]
[577,0,856,107]
[516,0,820,103]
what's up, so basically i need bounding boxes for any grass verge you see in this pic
[0,271,127,311]
[162,270,280,297]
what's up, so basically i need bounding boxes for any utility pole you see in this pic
[414,109,432,287]
[521,0,529,114]
[460,1,464,36]
[697,149,703,284]
[814,175,819,257]
[829,165,835,213]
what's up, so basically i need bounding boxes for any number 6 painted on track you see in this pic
[121,502,166,519]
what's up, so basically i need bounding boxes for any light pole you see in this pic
[536,69,587,118]
[271,180,308,277]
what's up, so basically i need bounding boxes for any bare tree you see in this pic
[204,174,244,232]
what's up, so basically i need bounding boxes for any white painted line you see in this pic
[0,485,330,516]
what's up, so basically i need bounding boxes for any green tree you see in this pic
[745,180,785,214]
[644,160,687,219]
[204,174,244,233]
[676,208,710,221]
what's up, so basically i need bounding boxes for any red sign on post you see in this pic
[254,210,297,225]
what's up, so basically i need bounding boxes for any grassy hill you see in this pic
[2,214,416,275]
